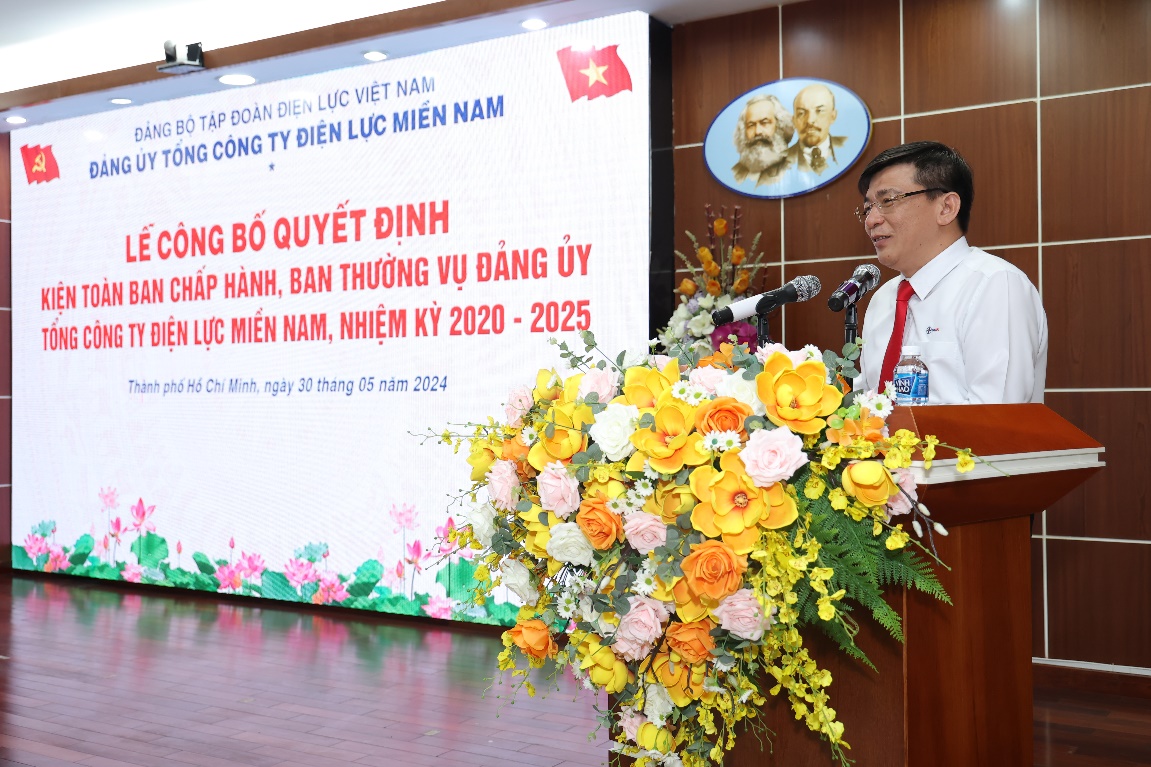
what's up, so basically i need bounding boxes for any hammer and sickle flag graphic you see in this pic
[20,144,61,184]
[556,45,633,101]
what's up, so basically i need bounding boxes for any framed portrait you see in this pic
[704,77,872,199]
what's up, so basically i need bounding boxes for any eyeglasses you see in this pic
[855,188,945,224]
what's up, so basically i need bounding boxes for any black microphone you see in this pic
[827,264,882,312]
[711,275,822,325]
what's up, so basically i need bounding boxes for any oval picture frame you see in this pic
[703,77,872,199]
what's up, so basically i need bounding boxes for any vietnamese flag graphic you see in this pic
[20,144,61,184]
[556,45,633,101]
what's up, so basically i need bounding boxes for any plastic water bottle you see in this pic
[893,346,929,405]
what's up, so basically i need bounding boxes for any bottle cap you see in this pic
[901,345,921,356]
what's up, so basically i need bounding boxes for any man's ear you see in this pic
[936,191,961,227]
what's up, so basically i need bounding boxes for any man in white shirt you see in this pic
[854,141,1048,404]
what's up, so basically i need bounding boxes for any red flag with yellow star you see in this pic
[556,46,633,101]
[20,144,61,184]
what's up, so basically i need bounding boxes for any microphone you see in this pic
[828,264,881,312]
[711,275,822,325]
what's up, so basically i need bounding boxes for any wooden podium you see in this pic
[725,404,1104,766]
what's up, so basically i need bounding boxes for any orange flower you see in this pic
[825,407,886,446]
[697,246,714,264]
[681,539,747,603]
[678,278,698,296]
[576,494,625,550]
[627,394,710,475]
[695,396,753,440]
[706,279,722,296]
[841,460,899,507]
[713,218,728,237]
[730,245,746,265]
[649,648,712,707]
[755,352,843,435]
[666,618,716,664]
[703,260,721,277]
[689,451,767,553]
[619,358,680,411]
[507,619,557,661]
[697,342,737,371]
[760,481,799,529]
[732,271,750,294]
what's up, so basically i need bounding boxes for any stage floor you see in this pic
[0,574,607,767]
[0,573,1147,767]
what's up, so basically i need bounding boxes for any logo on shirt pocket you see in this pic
[925,326,941,334]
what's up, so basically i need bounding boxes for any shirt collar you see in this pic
[906,236,968,299]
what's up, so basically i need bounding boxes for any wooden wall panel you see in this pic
[780,0,901,119]
[1031,538,1045,658]
[903,0,1036,114]
[1041,88,1151,243]
[783,120,900,261]
[904,102,1038,248]
[1045,392,1151,541]
[0,397,8,485]
[781,257,889,354]
[0,310,9,397]
[1040,0,1151,96]
[1043,240,1151,389]
[0,223,9,308]
[0,132,10,219]
[672,144,783,275]
[1047,540,1151,667]
[670,9,779,146]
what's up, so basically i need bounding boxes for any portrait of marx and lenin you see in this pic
[704,78,872,199]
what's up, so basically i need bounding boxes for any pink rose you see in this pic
[755,342,791,364]
[712,589,772,641]
[486,460,520,511]
[613,596,670,662]
[688,365,728,395]
[577,369,619,404]
[649,354,677,370]
[538,462,581,519]
[618,707,648,742]
[623,512,667,555]
[887,468,918,519]
[740,427,809,487]
[504,385,533,428]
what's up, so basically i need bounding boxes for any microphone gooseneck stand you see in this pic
[844,303,858,347]
[756,310,773,348]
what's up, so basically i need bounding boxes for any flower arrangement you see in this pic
[658,206,773,355]
[440,334,975,766]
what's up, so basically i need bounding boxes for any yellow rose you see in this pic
[578,636,631,693]
[466,440,498,482]
[840,460,898,507]
[637,722,674,754]
[643,480,697,525]
[532,368,562,403]
[527,401,591,471]
[755,352,843,435]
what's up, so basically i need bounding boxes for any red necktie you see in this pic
[879,280,916,388]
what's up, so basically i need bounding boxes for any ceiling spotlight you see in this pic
[110,98,133,105]
[363,51,388,62]
[218,74,257,86]
[5,115,27,125]
[521,18,548,31]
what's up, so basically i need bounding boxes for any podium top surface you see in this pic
[885,403,1102,457]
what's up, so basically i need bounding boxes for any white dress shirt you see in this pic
[856,237,1048,404]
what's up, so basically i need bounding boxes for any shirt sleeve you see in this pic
[960,271,1047,404]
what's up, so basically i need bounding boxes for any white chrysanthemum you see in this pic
[519,425,538,445]
[883,380,896,399]
[857,390,894,419]
[642,461,661,480]
[556,589,580,619]
[578,595,600,623]
[643,683,675,727]
[686,311,715,338]
[795,344,822,363]
[714,371,766,416]
[607,497,629,514]
[633,478,655,497]
[670,380,707,405]
[633,560,658,597]
[703,430,742,452]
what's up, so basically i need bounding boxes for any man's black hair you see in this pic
[857,141,974,233]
